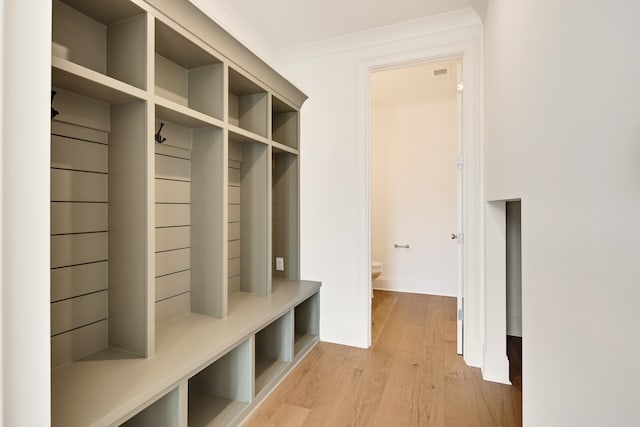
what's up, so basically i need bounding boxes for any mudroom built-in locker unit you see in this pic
[49,0,320,425]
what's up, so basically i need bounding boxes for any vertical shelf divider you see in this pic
[222,63,231,314]
[222,64,230,123]
[266,145,274,295]
[109,100,153,356]
[179,379,189,427]
[191,128,226,318]
[146,10,157,354]
[266,96,274,296]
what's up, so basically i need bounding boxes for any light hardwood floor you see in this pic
[243,290,522,427]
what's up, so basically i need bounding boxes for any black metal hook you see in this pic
[51,90,59,120]
[155,122,166,143]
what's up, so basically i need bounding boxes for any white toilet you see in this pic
[371,261,383,298]
[371,260,383,281]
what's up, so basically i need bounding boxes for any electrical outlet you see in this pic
[275,257,284,271]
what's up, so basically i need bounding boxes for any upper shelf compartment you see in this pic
[271,95,299,150]
[228,68,268,138]
[52,0,147,91]
[155,19,224,121]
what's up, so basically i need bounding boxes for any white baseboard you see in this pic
[463,334,483,368]
[482,346,511,385]
[373,278,455,297]
[319,318,369,349]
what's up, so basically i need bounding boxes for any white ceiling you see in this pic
[206,0,483,50]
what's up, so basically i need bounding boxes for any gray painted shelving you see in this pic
[50,0,319,425]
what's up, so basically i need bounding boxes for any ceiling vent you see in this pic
[433,67,449,80]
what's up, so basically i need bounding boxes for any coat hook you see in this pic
[155,122,167,143]
[51,90,59,119]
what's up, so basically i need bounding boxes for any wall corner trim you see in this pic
[482,346,512,385]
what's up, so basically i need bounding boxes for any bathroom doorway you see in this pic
[370,58,463,352]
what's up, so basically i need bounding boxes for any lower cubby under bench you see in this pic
[52,279,321,427]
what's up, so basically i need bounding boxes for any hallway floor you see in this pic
[244,290,522,426]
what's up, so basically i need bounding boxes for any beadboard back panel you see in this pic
[50,91,110,368]
[154,119,192,324]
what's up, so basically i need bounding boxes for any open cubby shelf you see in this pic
[294,293,320,357]
[52,0,147,90]
[153,117,226,322]
[188,339,252,427]
[155,19,224,120]
[50,86,151,369]
[228,137,270,298]
[50,0,315,426]
[271,95,299,150]
[255,312,292,396]
[272,150,299,281]
[228,68,268,138]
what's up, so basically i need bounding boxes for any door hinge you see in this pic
[458,309,464,321]
[457,156,464,169]
[457,82,464,93]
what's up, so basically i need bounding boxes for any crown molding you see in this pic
[276,8,482,64]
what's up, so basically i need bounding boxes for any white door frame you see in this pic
[368,56,463,347]
[357,34,486,370]
[455,60,464,355]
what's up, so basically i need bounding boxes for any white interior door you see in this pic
[455,61,464,355]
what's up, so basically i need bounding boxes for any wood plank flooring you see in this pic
[243,290,522,427]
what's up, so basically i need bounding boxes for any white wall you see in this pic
[1,0,51,425]
[277,11,483,351]
[371,63,458,296]
[485,0,640,425]
[284,51,370,346]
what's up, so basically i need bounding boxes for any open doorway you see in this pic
[369,58,463,352]
[506,201,523,407]
[359,33,483,368]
